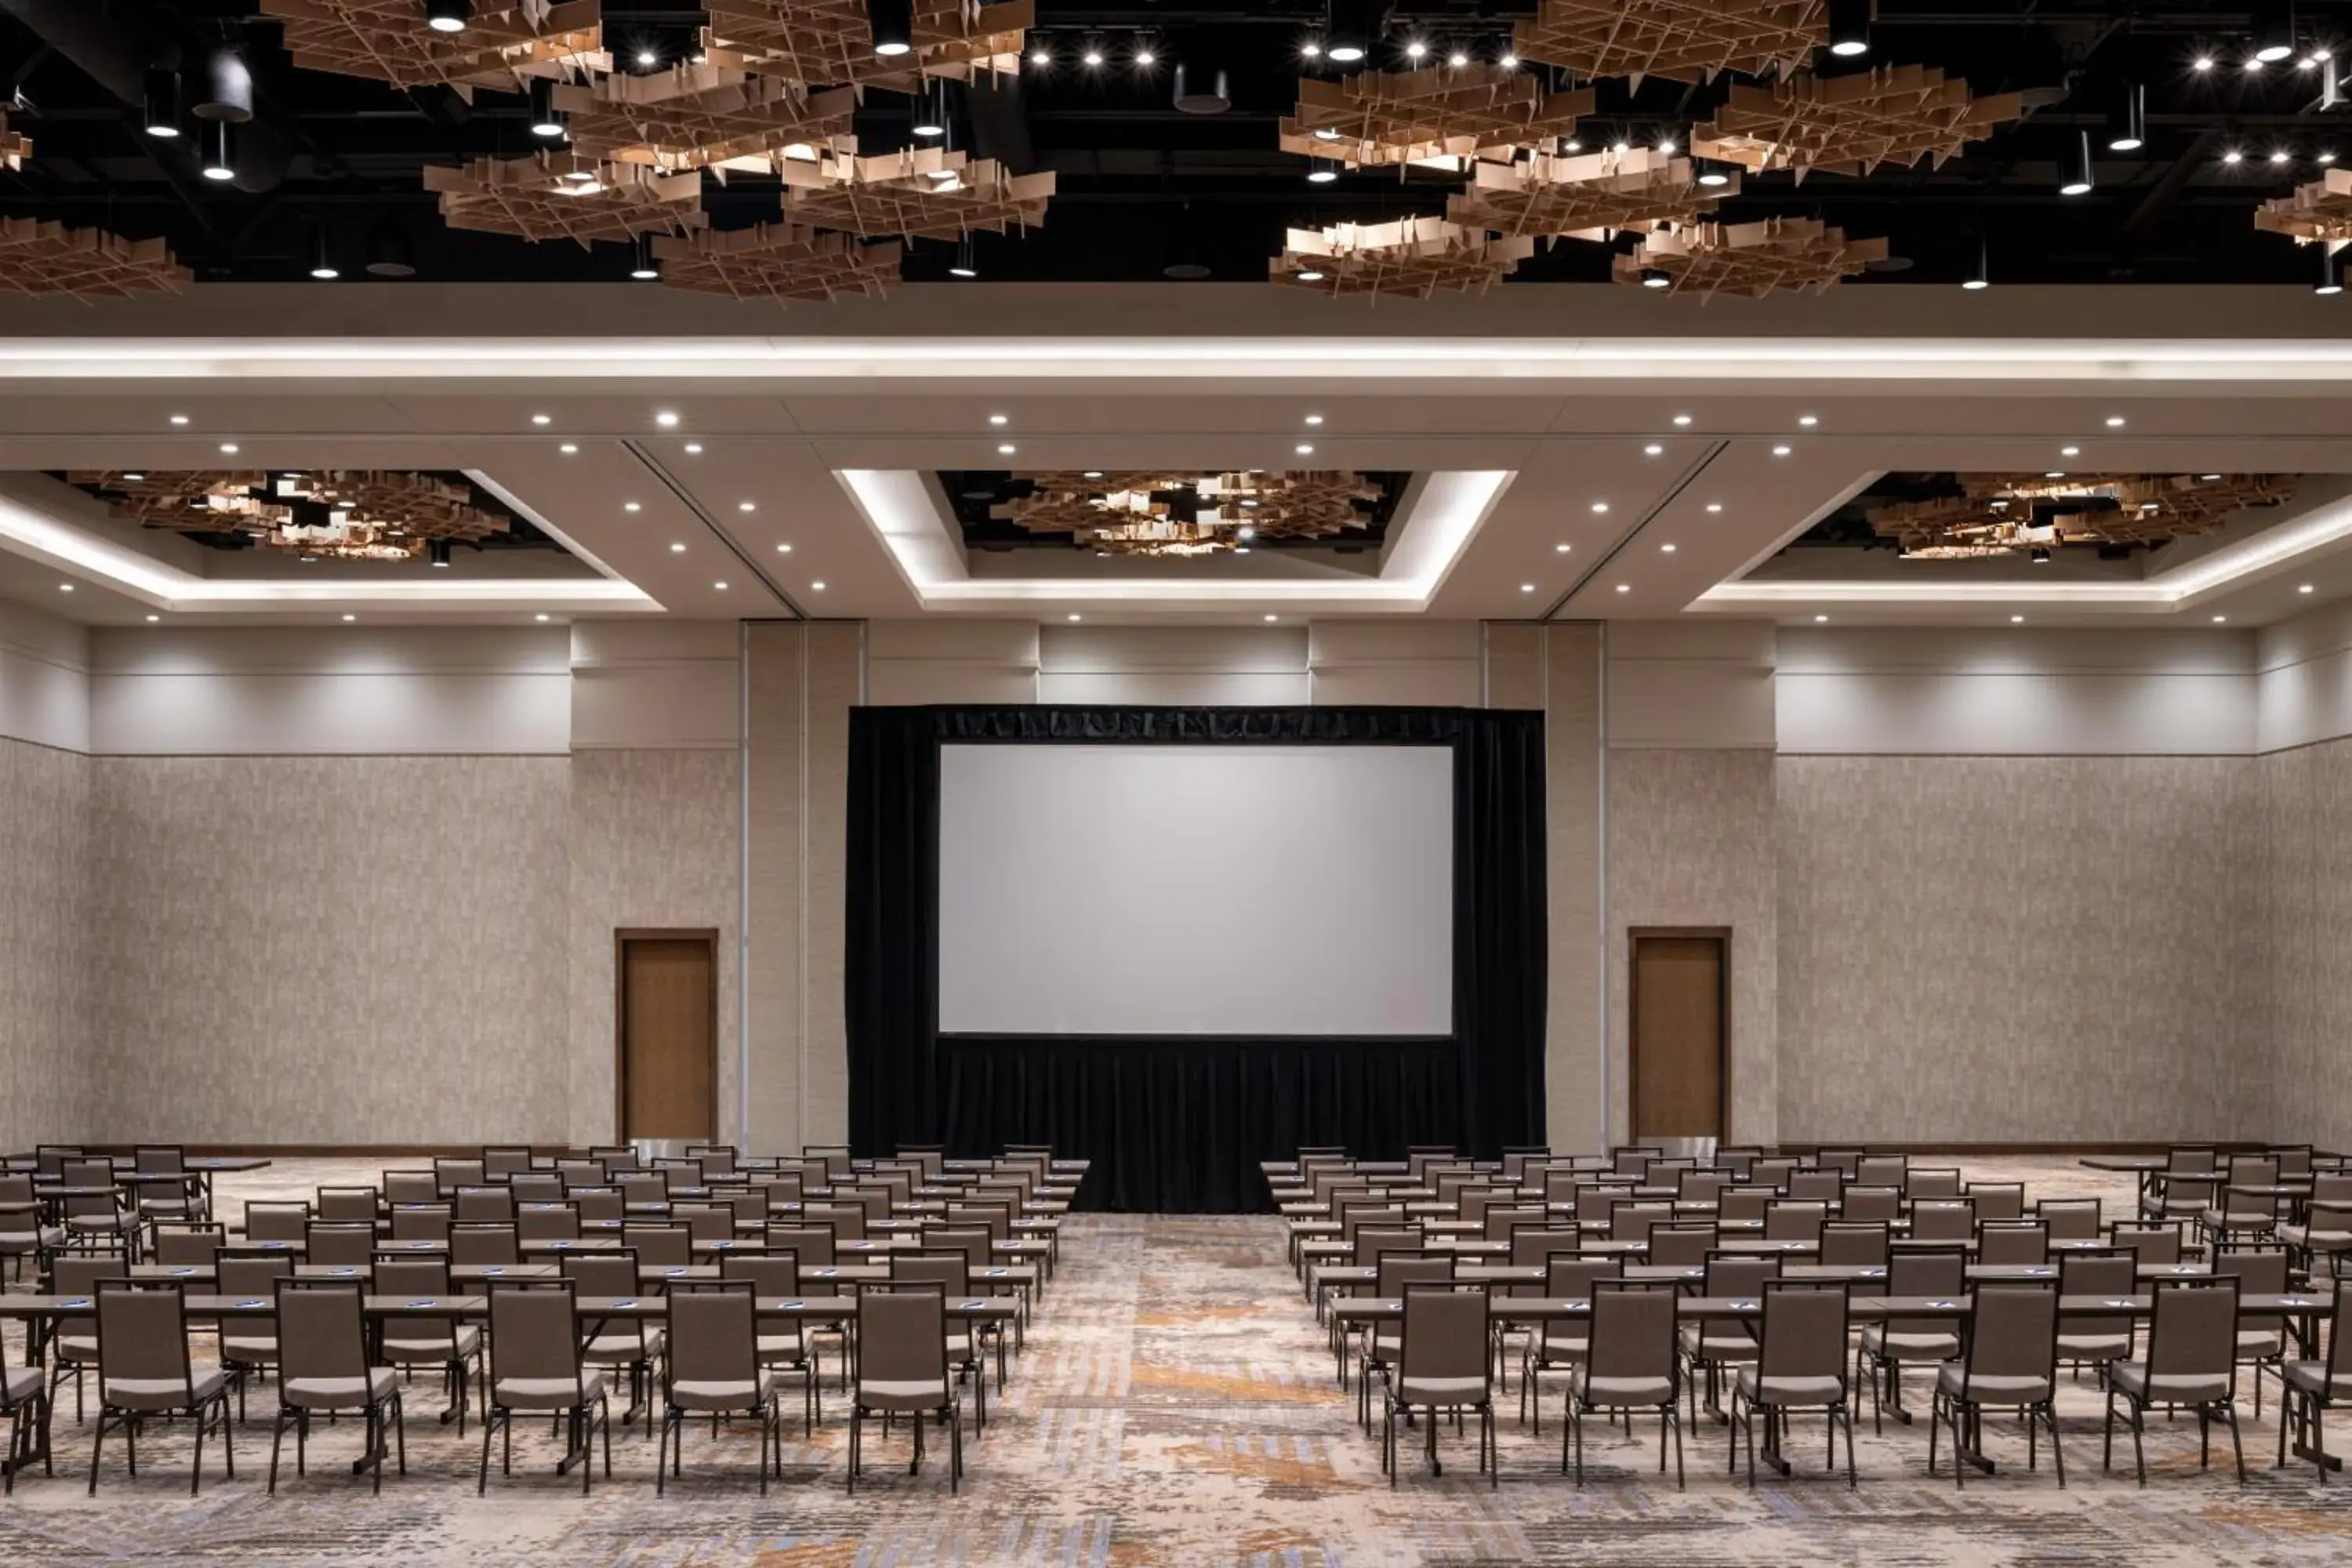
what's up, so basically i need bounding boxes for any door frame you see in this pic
[613,927,720,1143]
[1627,927,1731,1143]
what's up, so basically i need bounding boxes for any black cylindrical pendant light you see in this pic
[630,233,661,281]
[1826,0,1871,57]
[913,78,949,137]
[2252,0,2296,64]
[143,69,183,139]
[2318,246,2343,296]
[528,77,566,138]
[867,0,914,57]
[201,119,236,181]
[1962,235,1991,289]
[2059,131,2094,195]
[195,46,253,122]
[1173,63,1232,114]
[2108,81,2145,152]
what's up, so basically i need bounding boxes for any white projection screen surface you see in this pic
[937,743,1454,1036]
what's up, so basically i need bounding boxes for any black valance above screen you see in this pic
[845,705,1547,1213]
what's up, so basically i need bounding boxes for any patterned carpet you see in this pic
[1,1157,2349,1565]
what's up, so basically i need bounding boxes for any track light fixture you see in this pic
[143,68,182,139]
[2109,81,2145,151]
[201,119,235,182]
[630,233,660,281]
[867,0,914,58]
[1825,0,1871,57]
[2059,131,2095,195]
[425,0,471,34]
[2319,247,2344,296]
[2251,0,2296,64]
[528,77,566,138]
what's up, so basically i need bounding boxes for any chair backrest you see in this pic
[488,1283,586,1399]
[720,1250,798,1296]
[2036,1197,2101,1240]
[509,1174,564,1205]
[34,1145,78,1180]
[686,1145,740,1179]
[1965,1183,2027,1222]
[1609,1200,1672,1243]
[1680,1170,1733,1205]
[671,1203,734,1244]
[218,1253,292,1297]
[1612,1148,1659,1179]
[923,1226,992,1273]
[619,1172,669,1208]
[561,1249,639,1296]
[1960,1285,2058,1399]
[383,1172,438,1205]
[434,1158,485,1194]
[1977,1221,2049,1266]
[666,1280,757,1392]
[390,1203,452,1243]
[856,1283,948,1398]
[1647,1224,1717,1267]
[315,1187,378,1222]
[2226,1153,2279,1189]
[481,1146,532,1181]
[1787,1170,1843,1203]
[1376,1250,1456,1298]
[275,1282,368,1388]
[622,1223,691,1268]
[1887,1249,1966,1334]
[1702,1252,1782,1299]
[890,1249,969,1295]
[557,1160,607,1190]
[2310,1201,2352,1241]
[655,1159,707,1193]
[1757,1285,1849,1386]
[1585,1283,1677,1392]
[517,1203,582,1242]
[1352,1225,1421,1266]
[154,1225,227,1267]
[2216,1249,2288,1335]
[2057,1249,2139,1343]
[0,1171,30,1210]
[245,1200,310,1242]
[307,1222,376,1268]
[2272,1146,2314,1180]
[53,1255,111,1344]
[1910,1199,1976,1242]
[804,1202,866,1242]
[373,1256,456,1345]
[1509,1225,1581,1271]
[134,1145,185,1177]
[2311,1176,2352,1206]
[2166,1146,2217,1176]
[2111,1223,2182,1266]
[1764,1200,1827,1242]
[1396,1284,1490,1396]
[96,1281,195,1401]
[2147,1279,2239,1381]
[1813,1149,1863,1179]
[590,1145,640,1173]
[1483,1203,1546,1242]
[1575,1185,1633,1225]
[1750,1156,1800,1192]
[1818,1221,1889,1269]
[2331,1280,2352,1385]
[451,1223,521,1266]
[1717,1188,1770,1224]
[456,1187,515,1223]
[1904,1167,1962,1200]
[1855,1153,1907,1189]
[767,1224,835,1269]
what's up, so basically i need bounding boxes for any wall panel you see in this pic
[0,736,93,1146]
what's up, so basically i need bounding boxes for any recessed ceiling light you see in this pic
[219,442,239,454]
[1296,443,1315,455]
[1405,41,1427,60]
[2045,470,2065,479]
[1661,543,1677,554]
[2212,614,2228,623]
[1672,413,1692,426]
[2201,473,2222,481]
[684,443,702,454]
[2061,445,2081,456]
[1591,501,1609,514]
[1449,50,1468,67]
[1555,543,1572,553]
[1295,269,1326,283]
[1500,53,1516,68]
[341,613,356,622]
[1263,613,1278,622]
[169,414,189,425]
[1813,614,1829,622]
[1643,443,1663,456]
[531,413,551,426]
[1083,470,1104,478]
[2194,55,2215,71]
[1614,583,1631,593]
[2010,614,2025,623]
[535,613,550,622]
[2300,583,2315,593]
[1772,445,1791,456]
[989,413,1008,426]
[57,583,73,593]
[811,580,826,590]
[559,443,579,454]
[669,542,686,553]
[655,411,680,427]
[2272,149,2292,164]
[1705,503,1723,513]
[1797,414,1818,426]
[738,501,757,513]
[122,470,145,481]
[1067,612,1082,622]
[1520,583,1536,593]
[1305,413,1324,426]
[1029,48,1050,66]
[713,581,728,590]
[2223,149,2245,165]
[775,542,793,553]
[998,443,1017,455]
[144,614,160,623]
[2105,416,2125,427]
[623,501,641,513]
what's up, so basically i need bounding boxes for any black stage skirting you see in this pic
[846,704,1548,1214]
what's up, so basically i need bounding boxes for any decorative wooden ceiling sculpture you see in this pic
[779,148,1052,241]
[0,106,29,172]
[553,64,858,172]
[1447,148,1733,238]
[423,152,703,245]
[1512,0,1831,85]
[71,470,510,561]
[260,0,607,93]
[654,223,902,303]
[1869,472,2296,557]
[0,219,190,300]
[702,0,1031,88]
[1278,70,1595,172]
[2255,169,2352,247]
[1693,64,2021,178]
[1613,216,1885,297]
[1274,217,1537,298]
[997,470,1382,554]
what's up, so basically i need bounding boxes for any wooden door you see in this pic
[1630,931,1726,1141]
[616,931,717,1142]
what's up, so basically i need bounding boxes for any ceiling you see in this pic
[6,2,2352,289]
[2,285,2352,633]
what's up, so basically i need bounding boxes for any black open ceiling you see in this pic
[4,2,2352,286]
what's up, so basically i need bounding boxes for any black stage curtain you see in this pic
[845,705,1547,1213]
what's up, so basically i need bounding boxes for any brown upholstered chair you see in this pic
[1732,1284,1857,1488]
[847,1283,962,1494]
[267,1282,405,1494]
[657,1280,782,1495]
[478,1283,611,1495]
[1383,1284,1495,1488]
[88,1280,234,1496]
[1928,1284,2062,1488]
[2105,1279,2245,1486]
[1565,1283,1682,1488]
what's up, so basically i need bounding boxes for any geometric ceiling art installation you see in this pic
[995,470,1385,555]
[1512,0,1834,85]
[1691,64,2024,178]
[2255,169,2352,250]
[1446,147,1735,240]
[260,0,609,93]
[0,104,28,172]
[0,218,191,301]
[552,64,860,174]
[1279,69,1596,171]
[1867,473,2299,559]
[779,147,1054,242]
[1613,216,1888,297]
[1273,217,1537,299]
[653,223,903,303]
[702,0,1033,88]
[67,470,511,562]
[423,151,705,245]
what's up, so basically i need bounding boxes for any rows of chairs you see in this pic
[1271,1142,2352,1489]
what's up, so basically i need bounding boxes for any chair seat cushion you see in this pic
[106,1366,227,1410]
[861,1377,947,1410]
[1734,1368,1845,1405]
[2058,1333,2132,1359]
[670,1374,782,1413]
[0,1365,40,1405]
[1863,1326,1961,1359]
[1936,1363,2051,1400]
[55,1335,96,1361]
[1525,1339,1588,1373]
[1396,1374,1486,1404]
[222,1335,278,1360]
[285,1368,398,1410]
[1679,1324,1759,1359]
[583,1330,664,1364]
[1575,1370,1673,1406]
[495,1373,606,1410]
[2284,1360,2352,1399]
[383,1326,482,1362]
[2238,1330,2284,1356]
[2111,1361,2230,1403]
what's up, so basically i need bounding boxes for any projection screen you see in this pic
[937,743,1454,1036]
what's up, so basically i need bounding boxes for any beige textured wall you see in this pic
[1607,749,1779,1146]
[88,755,569,1145]
[0,736,93,1146]
[565,748,741,1146]
[2255,738,2352,1149]
[1776,755,2264,1143]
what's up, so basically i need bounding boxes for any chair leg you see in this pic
[2224,1400,2247,1486]
[477,1407,495,1496]
[1570,1400,1582,1486]
[2130,1400,2147,1486]
[1671,1404,1686,1490]
[85,1408,105,1497]
[267,1407,288,1494]
[2045,1402,2066,1488]
[846,1406,860,1494]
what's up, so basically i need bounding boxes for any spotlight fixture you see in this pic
[364,220,417,278]
[1264,613,1279,622]
[1825,0,1871,56]
[913,79,949,138]
[2011,614,2026,623]
[2272,147,2293,164]
[868,0,914,57]
[1173,63,1232,113]
[1068,612,1083,622]
[1643,443,1664,456]
[630,234,660,281]
[1772,444,1791,456]
[989,414,1008,426]
[684,442,703,453]
[1295,269,1326,282]
[2223,147,2245,165]
[1615,583,1632,593]
[1696,159,1733,187]
[1520,582,1536,592]
[1307,159,1339,183]
[2109,82,2145,151]
[2194,55,2216,71]
[634,48,659,67]
[656,411,680,427]
[528,77,566,138]
[171,414,190,425]
[1706,503,1722,513]
[1448,50,1468,67]
[1798,414,1818,427]
[429,539,454,568]
[739,501,757,513]
[425,0,471,33]
[2251,0,2296,64]
[1813,613,1829,622]
[1302,42,1323,60]
[1639,267,1671,289]
[1962,235,1991,289]
[1083,46,1105,67]
[2031,547,2052,564]
[1405,40,1428,61]
[2319,248,2344,296]
[2060,132,2094,195]
[999,442,1017,455]
[777,543,793,553]
[811,581,826,591]
[341,613,357,622]
[201,119,235,181]
[1657,137,1677,154]
[535,613,552,622]
[307,228,339,281]
[143,68,182,139]
[1661,543,1678,554]
[1029,47,1051,67]
[146,615,161,623]
[1136,45,1156,67]
[1296,443,1315,455]
[1592,502,1610,513]
[1672,414,1693,426]
[1499,53,1518,68]
[623,502,641,513]
[219,442,240,455]
[2213,614,2229,623]
[2061,445,2080,456]
[2106,416,2126,426]
[670,542,686,553]
[1557,543,1573,553]
[1325,0,1371,63]
[559,442,579,454]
